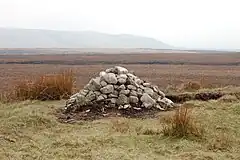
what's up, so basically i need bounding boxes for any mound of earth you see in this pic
[60,66,175,121]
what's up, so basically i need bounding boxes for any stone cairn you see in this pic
[65,66,174,113]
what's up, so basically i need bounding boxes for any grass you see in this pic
[2,69,75,102]
[0,98,240,159]
[162,105,204,138]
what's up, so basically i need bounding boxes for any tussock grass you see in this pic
[162,105,204,138]
[3,69,75,102]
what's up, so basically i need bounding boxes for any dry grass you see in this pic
[178,81,201,92]
[5,69,75,102]
[0,99,240,159]
[162,105,204,138]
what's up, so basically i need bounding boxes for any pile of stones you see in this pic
[65,66,174,113]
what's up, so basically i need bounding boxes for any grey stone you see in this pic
[140,93,156,107]
[127,73,137,79]
[70,93,81,99]
[118,105,124,109]
[106,67,116,73]
[118,78,127,84]
[114,85,119,89]
[135,78,143,85]
[102,73,117,84]
[113,90,119,96]
[143,83,151,87]
[162,97,174,107]
[116,94,129,105]
[96,95,105,101]
[110,98,117,104]
[118,74,127,79]
[156,104,165,111]
[152,92,160,100]
[124,104,131,109]
[86,91,96,102]
[139,85,145,90]
[142,102,153,108]
[133,107,142,110]
[153,86,165,97]
[75,94,88,106]
[100,80,108,87]
[127,85,137,90]
[144,87,154,96]
[119,89,130,95]
[100,85,114,94]
[87,77,101,91]
[108,94,118,98]
[118,84,126,90]
[130,90,138,97]
[99,71,106,77]
[129,96,139,104]
[115,66,128,74]
[79,89,89,96]
[94,91,101,96]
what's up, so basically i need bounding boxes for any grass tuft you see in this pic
[5,69,75,102]
[162,105,204,138]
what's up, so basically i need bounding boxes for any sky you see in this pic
[0,0,240,50]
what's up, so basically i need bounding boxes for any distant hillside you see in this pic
[0,28,173,49]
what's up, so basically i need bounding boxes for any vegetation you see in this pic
[0,99,239,159]
[1,69,75,102]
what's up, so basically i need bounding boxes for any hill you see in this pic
[0,28,172,49]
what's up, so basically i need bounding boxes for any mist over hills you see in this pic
[0,28,173,49]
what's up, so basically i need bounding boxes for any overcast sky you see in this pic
[0,0,239,49]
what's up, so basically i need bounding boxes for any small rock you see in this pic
[155,104,165,111]
[115,66,128,74]
[116,94,129,105]
[94,91,101,96]
[100,80,108,87]
[144,87,154,96]
[140,93,156,107]
[127,85,137,90]
[129,96,139,104]
[142,102,153,108]
[119,89,130,95]
[87,77,101,91]
[124,104,131,109]
[96,95,105,101]
[114,85,119,89]
[118,105,124,109]
[143,83,151,87]
[102,73,117,84]
[80,89,89,96]
[133,107,142,110]
[106,67,116,73]
[100,85,114,94]
[85,109,91,113]
[152,92,160,100]
[118,84,126,90]
[86,91,96,102]
[99,71,106,77]
[110,98,117,104]
[127,73,137,79]
[113,90,119,96]
[70,93,81,99]
[118,74,127,79]
[118,78,127,84]
[130,90,138,97]
[135,78,143,85]
[108,94,118,98]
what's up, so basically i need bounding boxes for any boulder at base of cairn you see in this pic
[65,66,175,113]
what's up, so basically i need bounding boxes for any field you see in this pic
[0,52,240,160]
